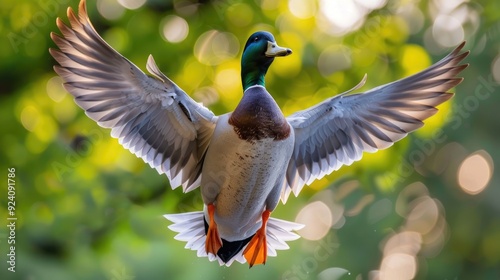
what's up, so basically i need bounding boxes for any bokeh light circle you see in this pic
[295,201,332,240]
[118,0,146,10]
[432,14,464,47]
[161,16,189,43]
[194,30,240,66]
[458,150,493,195]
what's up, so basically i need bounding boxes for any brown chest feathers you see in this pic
[228,86,290,141]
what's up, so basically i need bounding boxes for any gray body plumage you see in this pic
[201,86,294,241]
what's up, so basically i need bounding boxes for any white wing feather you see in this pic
[50,1,217,192]
[283,43,469,203]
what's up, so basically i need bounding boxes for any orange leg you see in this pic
[205,203,222,255]
[243,210,271,268]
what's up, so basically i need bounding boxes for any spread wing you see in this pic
[50,0,217,192]
[282,42,469,203]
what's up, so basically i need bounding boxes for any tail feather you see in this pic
[164,211,304,266]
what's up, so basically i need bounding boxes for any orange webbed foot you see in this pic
[243,210,271,268]
[205,203,222,255]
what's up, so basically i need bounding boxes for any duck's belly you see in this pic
[200,114,294,241]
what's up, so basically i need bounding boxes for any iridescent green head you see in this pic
[241,31,292,91]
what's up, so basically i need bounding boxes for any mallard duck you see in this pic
[50,0,469,267]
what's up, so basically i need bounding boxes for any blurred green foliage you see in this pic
[1,0,500,279]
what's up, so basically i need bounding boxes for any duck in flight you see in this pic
[50,0,469,267]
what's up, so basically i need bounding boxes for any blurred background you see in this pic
[1,0,499,279]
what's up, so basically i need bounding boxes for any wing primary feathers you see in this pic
[283,41,469,203]
[51,0,217,192]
